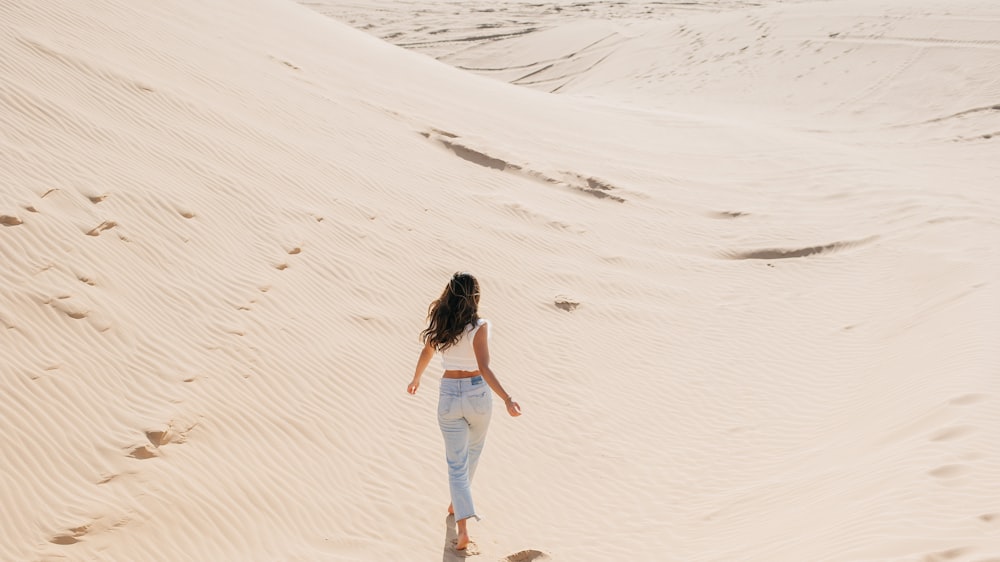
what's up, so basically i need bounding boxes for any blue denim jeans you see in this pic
[438,375,493,521]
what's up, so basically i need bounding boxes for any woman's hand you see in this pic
[407,380,420,395]
[505,397,522,417]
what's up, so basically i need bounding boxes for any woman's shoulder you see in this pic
[467,318,489,332]
[470,318,491,339]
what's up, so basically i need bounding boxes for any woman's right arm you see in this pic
[407,340,436,395]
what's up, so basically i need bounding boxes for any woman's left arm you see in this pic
[473,324,521,417]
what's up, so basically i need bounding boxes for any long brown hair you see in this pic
[421,272,481,351]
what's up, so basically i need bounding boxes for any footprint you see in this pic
[97,473,118,484]
[0,214,23,226]
[50,524,90,545]
[579,178,624,202]
[450,539,480,557]
[928,464,971,478]
[128,445,157,460]
[49,534,80,545]
[85,220,117,236]
[929,426,975,442]
[46,298,89,320]
[502,549,551,561]
[710,210,749,219]
[554,296,580,311]
[127,421,199,461]
[145,429,171,447]
[145,421,197,447]
[949,394,987,406]
[422,128,458,139]
[49,515,131,546]
[922,546,971,560]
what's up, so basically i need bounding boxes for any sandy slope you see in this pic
[310,0,1000,130]
[1,0,998,560]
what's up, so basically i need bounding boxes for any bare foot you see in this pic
[448,503,454,515]
[455,516,470,551]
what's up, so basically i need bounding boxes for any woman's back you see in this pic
[439,319,488,371]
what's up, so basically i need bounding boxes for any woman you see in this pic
[407,272,522,551]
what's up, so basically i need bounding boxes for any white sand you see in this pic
[1,0,998,560]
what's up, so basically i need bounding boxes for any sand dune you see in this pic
[1,0,998,560]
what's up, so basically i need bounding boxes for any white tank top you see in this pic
[439,319,489,371]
